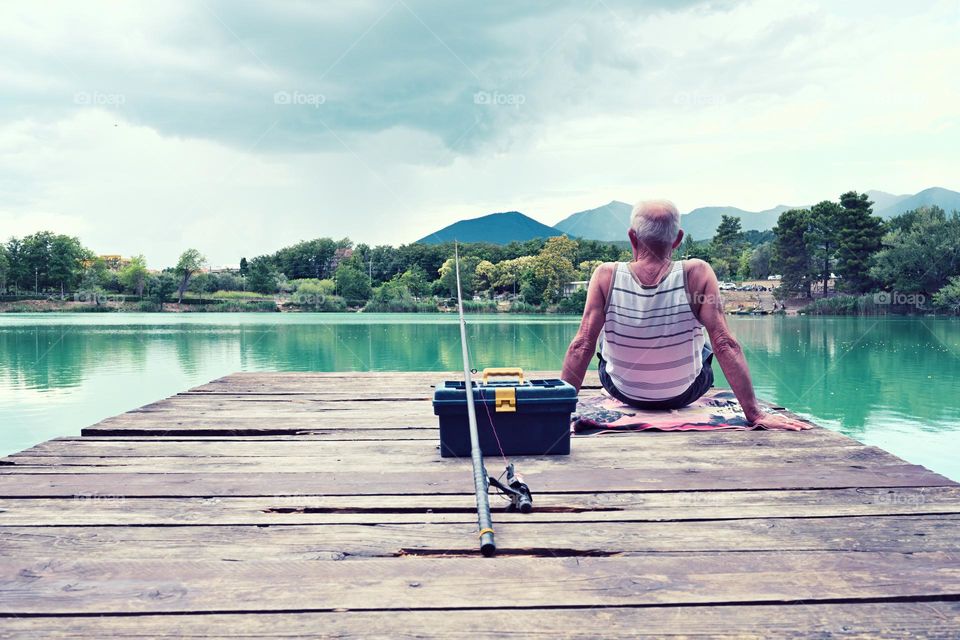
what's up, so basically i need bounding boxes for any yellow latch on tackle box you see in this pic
[494,387,517,412]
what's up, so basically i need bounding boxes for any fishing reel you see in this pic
[488,463,533,513]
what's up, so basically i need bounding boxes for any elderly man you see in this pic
[561,200,809,431]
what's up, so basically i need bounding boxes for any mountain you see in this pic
[678,205,796,241]
[874,187,960,218]
[417,211,562,245]
[865,190,909,213]
[553,200,632,241]
[551,200,799,242]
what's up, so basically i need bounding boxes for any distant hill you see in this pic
[420,187,960,246]
[417,211,562,245]
[874,187,960,218]
[553,201,632,241]
[678,205,796,241]
[865,190,909,213]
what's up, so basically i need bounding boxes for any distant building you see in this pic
[208,265,240,274]
[81,255,131,270]
[563,280,589,297]
[328,247,354,272]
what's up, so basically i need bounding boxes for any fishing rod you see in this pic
[453,242,497,556]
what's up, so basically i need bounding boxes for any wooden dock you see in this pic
[2,371,960,638]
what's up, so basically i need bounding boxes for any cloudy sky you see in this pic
[1,0,958,267]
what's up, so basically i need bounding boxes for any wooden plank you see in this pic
[0,462,952,497]
[2,552,959,614]
[14,427,861,457]
[2,516,959,560]
[3,487,958,526]
[2,602,958,639]
[0,445,907,473]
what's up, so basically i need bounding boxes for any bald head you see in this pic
[629,200,681,256]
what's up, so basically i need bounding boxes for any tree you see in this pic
[239,257,248,276]
[146,272,178,306]
[736,248,752,280]
[834,191,884,293]
[870,206,960,296]
[772,208,814,297]
[274,238,338,280]
[48,235,91,295]
[748,242,773,280]
[334,264,372,304]
[174,249,205,304]
[933,276,960,313]
[530,244,576,305]
[119,255,148,297]
[710,215,747,279]
[808,200,843,296]
[490,256,536,293]
[437,256,480,298]
[246,256,279,294]
[398,265,430,297]
[539,236,579,265]
[0,244,9,292]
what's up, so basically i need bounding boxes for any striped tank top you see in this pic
[599,261,705,401]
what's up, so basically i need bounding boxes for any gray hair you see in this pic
[630,200,681,247]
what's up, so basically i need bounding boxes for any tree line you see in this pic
[3,190,958,314]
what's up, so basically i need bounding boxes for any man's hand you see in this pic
[749,412,812,431]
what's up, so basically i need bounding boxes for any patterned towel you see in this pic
[572,388,757,434]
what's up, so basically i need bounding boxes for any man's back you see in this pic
[599,260,705,402]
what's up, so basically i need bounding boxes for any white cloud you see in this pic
[0,0,957,265]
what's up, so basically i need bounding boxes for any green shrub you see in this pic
[209,290,262,300]
[461,300,499,313]
[508,300,542,313]
[133,300,162,312]
[364,299,437,312]
[933,277,960,314]
[557,289,588,314]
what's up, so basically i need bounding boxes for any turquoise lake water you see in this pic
[1,313,958,480]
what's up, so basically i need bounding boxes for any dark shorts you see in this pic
[597,344,714,410]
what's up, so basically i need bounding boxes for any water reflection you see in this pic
[1,313,958,479]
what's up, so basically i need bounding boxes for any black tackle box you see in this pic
[433,368,577,458]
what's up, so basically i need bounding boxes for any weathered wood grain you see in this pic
[5,370,958,637]
[3,516,959,560]
[2,442,903,473]
[14,427,858,457]
[0,463,951,497]
[2,602,958,640]
[3,487,957,526]
[3,552,959,614]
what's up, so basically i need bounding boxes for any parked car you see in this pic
[767,274,782,281]
[719,282,737,291]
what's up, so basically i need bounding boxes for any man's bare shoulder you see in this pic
[683,258,717,289]
[591,261,618,283]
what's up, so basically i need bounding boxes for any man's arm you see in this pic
[561,263,613,391]
[688,260,810,431]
